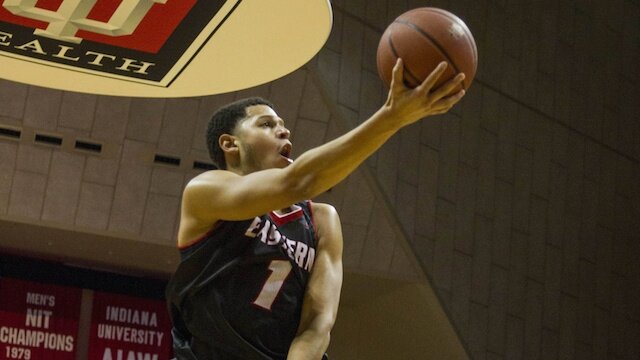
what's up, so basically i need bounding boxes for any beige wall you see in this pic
[330,272,468,359]
[1,0,639,359]
[323,1,640,359]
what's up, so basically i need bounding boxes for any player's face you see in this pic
[234,105,292,173]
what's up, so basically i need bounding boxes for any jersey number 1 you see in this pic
[253,260,293,310]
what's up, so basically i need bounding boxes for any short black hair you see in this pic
[206,97,274,169]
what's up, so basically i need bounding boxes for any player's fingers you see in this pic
[389,58,405,93]
[429,72,466,101]
[425,90,466,116]
[435,89,466,111]
[417,61,448,93]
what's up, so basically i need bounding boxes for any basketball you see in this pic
[376,7,478,91]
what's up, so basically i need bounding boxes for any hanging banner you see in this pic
[0,277,81,360]
[88,291,171,360]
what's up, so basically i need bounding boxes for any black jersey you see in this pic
[166,202,318,360]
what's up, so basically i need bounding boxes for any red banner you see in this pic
[88,291,172,360]
[0,277,81,360]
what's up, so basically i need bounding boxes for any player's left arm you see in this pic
[288,202,343,360]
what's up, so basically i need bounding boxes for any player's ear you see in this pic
[219,134,238,154]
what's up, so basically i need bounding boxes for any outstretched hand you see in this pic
[382,58,466,128]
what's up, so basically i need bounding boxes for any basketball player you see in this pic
[166,59,466,359]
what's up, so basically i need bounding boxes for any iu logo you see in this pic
[0,0,241,86]
[3,0,166,43]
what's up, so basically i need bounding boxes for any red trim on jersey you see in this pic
[177,221,223,250]
[269,205,303,227]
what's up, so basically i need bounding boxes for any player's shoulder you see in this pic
[309,202,340,227]
[309,202,337,216]
[184,169,235,193]
[309,202,342,252]
[188,169,235,184]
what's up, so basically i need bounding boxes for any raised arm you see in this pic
[287,202,343,360]
[181,60,465,239]
[286,60,465,200]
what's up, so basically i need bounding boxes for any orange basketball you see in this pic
[376,7,478,91]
